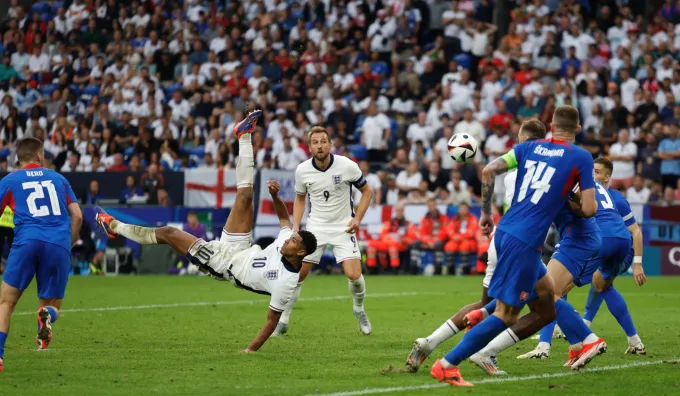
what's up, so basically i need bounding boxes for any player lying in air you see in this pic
[95,110,317,352]
[0,137,83,371]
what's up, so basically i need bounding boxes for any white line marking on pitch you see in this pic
[309,359,680,396]
[15,291,444,316]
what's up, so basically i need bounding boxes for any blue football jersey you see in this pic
[498,139,596,250]
[594,182,630,239]
[553,203,599,238]
[608,188,637,227]
[0,164,77,251]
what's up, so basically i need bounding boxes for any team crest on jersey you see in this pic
[266,270,278,280]
[332,174,342,185]
[520,291,529,301]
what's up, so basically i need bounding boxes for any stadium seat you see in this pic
[82,85,101,97]
[40,84,57,97]
[349,144,367,161]
[164,83,182,98]
[31,2,50,14]
[123,146,136,158]
[40,12,51,22]
[189,147,205,158]
[453,53,471,70]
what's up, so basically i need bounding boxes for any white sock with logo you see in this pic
[349,275,366,311]
[426,319,459,349]
[236,133,254,188]
[111,220,158,245]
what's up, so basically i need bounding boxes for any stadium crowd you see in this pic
[0,0,680,209]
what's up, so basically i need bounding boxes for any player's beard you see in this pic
[314,151,330,163]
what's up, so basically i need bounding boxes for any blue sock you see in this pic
[0,331,7,358]
[483,300,496,315]
[46,306,59,324]
[539,321,557,344]
[444,315,507,366]
[584,285,603,322]
[555,299,592,344]
[601,286,637,337]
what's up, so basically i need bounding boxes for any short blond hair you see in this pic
[519,118,547,139]
[552,106,580,135]
[308,126,330,142]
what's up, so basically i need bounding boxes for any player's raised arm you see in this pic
[244,308,282,352]
[266,180,291,229]
[479,150,513,234]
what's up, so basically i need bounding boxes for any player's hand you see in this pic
[478,213,494,236]
[633,263,646,286]
[267,180,280,197]
[346,218,360,234]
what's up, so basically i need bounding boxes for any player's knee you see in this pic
[156,226,177,242]
[344,264,362,280]
[236,188,254,203]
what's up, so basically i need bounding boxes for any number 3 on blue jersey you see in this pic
[596,183,614,209]
[517,160,556,204]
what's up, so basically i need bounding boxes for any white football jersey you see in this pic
[295,154,367,229]
[503,170,517,207]
[230,228,300,312]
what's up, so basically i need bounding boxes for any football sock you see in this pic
[0,331,6,358]
[442,315,507,367]
[236,132,254,188]
[426,319,459,349]
[481,300,496,317]
[110,221,158,244]
[628,334,642,346]
[601,286,637,337]
[583,284,603,323]
[555,299,594,345]
[349,275,366,311]
[479,327,519,356]
[280,282,302,325]
[539,320,557,345]
[45,306,59,324]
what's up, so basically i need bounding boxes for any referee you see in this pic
[0,206,14,274]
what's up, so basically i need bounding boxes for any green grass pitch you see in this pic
[0,276,679,395]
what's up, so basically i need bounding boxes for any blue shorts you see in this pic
[488,229,547,308]
[598,237,633,281]
[2,239,71,299]
[552,233,601,287]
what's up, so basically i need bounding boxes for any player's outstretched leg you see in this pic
[591,271,645,354]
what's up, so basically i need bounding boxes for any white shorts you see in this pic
[304,225,361,264]
[187,230,255,284]
[482,234,497,289]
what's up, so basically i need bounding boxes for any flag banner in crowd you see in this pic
[184,168,238,208]
[257,169,299,225]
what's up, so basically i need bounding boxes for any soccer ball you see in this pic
[447,133,478,163]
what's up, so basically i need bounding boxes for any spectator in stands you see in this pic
[446,170,472,205]
[353,160,382,206]
[396,161,422,197]
[276,136,306,171]
[141,163,165,204]
[156,186,172,207]
[609,129,638,189]
[361,103,391,163]
[82,180,101,205]
[453,108,485,148]
[626,176,651,205]
[659,124,680,189]
[120,175,145,204]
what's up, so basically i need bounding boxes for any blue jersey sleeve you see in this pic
[576,149,595,191]
[64,180,77,206]
[613,191,636,227]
